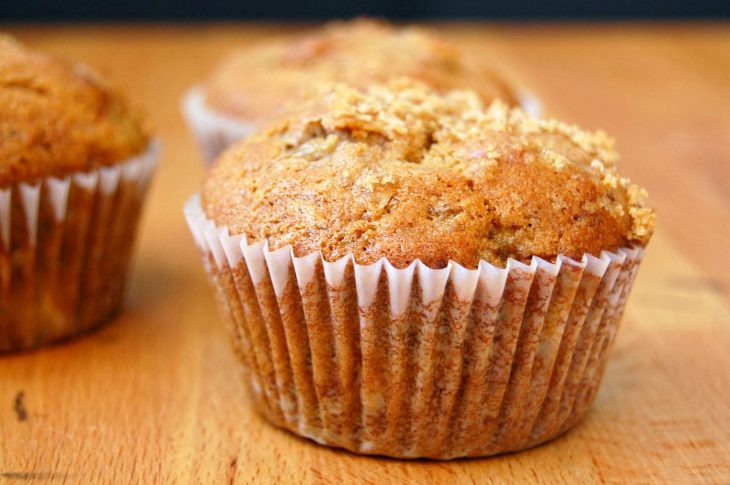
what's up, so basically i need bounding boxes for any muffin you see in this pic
[185,80,654,459]
[183,19,534,163]
[0,36,158,351]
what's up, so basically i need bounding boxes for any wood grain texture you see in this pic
[1,22,729,484]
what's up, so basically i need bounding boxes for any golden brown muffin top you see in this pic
[203,80,654,269]
[0,35,149,185]
[204,19,519,123]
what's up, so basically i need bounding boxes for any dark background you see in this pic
[3,0,729,21]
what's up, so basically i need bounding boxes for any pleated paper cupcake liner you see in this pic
[181,87,542,165]
[0,142,159,352]
[185,195,643,459]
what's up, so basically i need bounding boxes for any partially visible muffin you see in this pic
[189,80,653,459]
[203,80,653,269]
[184,19,524,162]
[206,19,518,122]
[0,36,157,351]
[0,35,148,183]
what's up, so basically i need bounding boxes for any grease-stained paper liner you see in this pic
[182,87,543,165]
[185,195,643,459]
[0,142,159,352]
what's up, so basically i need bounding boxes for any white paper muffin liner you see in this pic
[182,87,543,165]
[518,91,542,118]
[0,142,159,352]
[185,194,643,459]
[182,87,257,164]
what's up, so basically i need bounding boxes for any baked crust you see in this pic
[0,35,149,185]
[204,19,519,123]
[203,80,655,268]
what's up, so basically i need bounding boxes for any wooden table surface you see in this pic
[1,22,729,484]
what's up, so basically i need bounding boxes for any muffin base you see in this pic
[186,195,643,459]
[0,143,158,352]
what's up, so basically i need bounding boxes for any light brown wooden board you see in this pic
[1,23,729,484]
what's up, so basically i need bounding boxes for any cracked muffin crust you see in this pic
[0,35,148,185]
[204,19,519,125]
[203,80,654,269]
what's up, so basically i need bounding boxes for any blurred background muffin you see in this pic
[186,80,653,458]
[0,36,158,351]
[183,19,529,163]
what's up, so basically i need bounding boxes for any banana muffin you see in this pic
[184,19,525,162]
[0,36,157,351]
[186,80,653,458]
